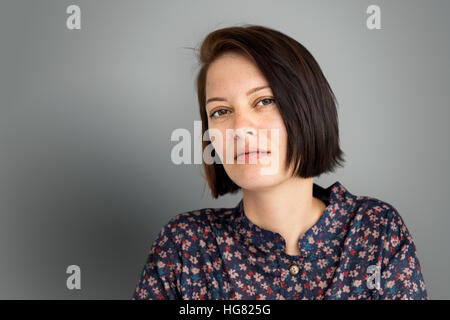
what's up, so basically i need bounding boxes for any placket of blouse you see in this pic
[278,251,305,298]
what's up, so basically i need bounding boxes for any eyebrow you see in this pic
[206,85,271,105]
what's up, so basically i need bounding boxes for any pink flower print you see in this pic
[213,261,221,270]
[182,240,191,251]
[178,222,188,230]
[254,272,263,282]
[148,276,157,287]
[317,240,324,248]
[247,285,256,295]
[318,280,328,289]
[189,256,198,264]
[324,246,333,255]
[390,220,399,231]
[216,236,224,245]
[317,258,327,269]
[225,237,234,246]
[409,257,416,269]
[404,279,412,288]
[390,235,400,248]
[404,268,413,276]
[224,281,231,292]
[387,280,395,288]
[138,289,148,299]
[276,293,285,300]
[229,269,238,279]
[223,251,233,261]
[350,270,359,277]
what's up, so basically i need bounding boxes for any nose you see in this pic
[231,110,257,141]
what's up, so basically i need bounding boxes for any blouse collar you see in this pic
[230,181,356,259]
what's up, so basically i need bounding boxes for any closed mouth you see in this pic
[235,151,270,160]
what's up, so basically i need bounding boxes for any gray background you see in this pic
[0,0,448,299]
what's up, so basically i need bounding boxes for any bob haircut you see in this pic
[195,24,345,199]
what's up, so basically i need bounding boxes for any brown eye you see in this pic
[209,109,230,119]
[256,98,275,107]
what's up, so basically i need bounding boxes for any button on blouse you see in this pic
[132,181,428,300]
[289,264,299,275]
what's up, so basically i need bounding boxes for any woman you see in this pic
[132,24,427,300]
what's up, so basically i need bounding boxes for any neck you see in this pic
[242,177,326,255]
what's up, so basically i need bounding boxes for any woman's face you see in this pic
[205,52,294,191]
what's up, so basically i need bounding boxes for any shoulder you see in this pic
[347,194,415,246]
[157,205,235,247]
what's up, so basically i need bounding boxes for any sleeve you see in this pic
[377,208,428,299]
[131,219,184,300]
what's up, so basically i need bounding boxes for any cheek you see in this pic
[208,127,227,159]
[267,118,288,151]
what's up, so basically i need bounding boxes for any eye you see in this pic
[209,109,230,119]
[256,98,276,107]
[208,98,276,119]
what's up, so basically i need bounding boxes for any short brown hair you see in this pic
[194,24,345,199]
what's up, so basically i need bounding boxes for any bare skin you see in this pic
[205,51,327,256]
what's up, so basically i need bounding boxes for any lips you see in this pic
[235,150,270,160]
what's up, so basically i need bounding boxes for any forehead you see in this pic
[205,52,269,95]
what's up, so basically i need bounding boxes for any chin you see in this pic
[228,169,282,190]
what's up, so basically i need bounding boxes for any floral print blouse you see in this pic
[132,181,427,300]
